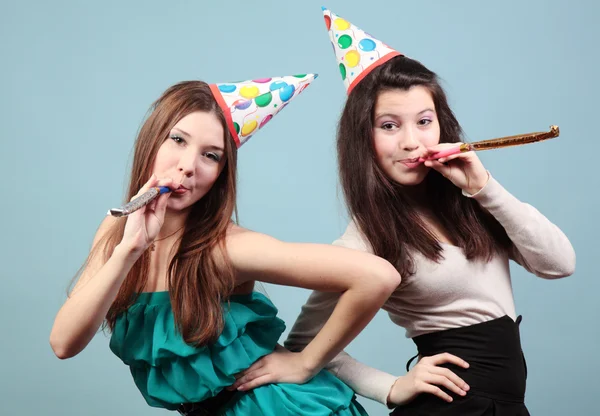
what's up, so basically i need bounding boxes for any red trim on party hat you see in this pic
[209,83,241,148]
[347,51,402,95]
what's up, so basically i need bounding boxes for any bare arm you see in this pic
[49,218,139,359]
[226,227,401,377]
[49,175,175,359]
[285,289,400,404]
[282,223,470,406]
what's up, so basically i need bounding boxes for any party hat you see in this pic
[209,74,317,147]
[322,7,403,94]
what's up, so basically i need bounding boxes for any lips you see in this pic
[173,185,189,194]
[397,156,424,169]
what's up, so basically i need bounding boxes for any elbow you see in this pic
[539,252,576,279]
[372,258,402,295]
[554,246,577,278]
[49,332,78,360]
[557,258,576,278]
[553,257,576,279]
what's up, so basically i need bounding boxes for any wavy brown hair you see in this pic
[338,55,510,278]
[72,81,238,346]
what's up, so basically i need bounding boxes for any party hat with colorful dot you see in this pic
[209,74,317,148]
[321,7,403,94]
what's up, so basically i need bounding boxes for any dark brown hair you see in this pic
[73,81,238,346]
[338,55,510,277]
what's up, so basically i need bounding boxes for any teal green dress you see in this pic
[109,291,368,415]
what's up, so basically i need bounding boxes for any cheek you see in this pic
[373,134,395,162]
[423,125,441,146]
[196,163,224,188]
[152,145,174,173]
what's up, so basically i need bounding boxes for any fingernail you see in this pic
[237,386,245,391]
[464,384,470,390]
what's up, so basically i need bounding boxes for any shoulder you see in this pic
[333,220,373,253]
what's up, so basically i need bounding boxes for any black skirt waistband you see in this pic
[177,388,238,416]
[407,315,527,403]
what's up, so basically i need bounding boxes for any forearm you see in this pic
[49,244,139,358]
[467,175,575,277]
[300,283,393,373]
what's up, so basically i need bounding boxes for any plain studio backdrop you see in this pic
[1,0,597,415]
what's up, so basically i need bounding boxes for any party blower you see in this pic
[420,125,560,162]
[108,186,172,217]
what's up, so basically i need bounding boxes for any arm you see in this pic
[424,144,575,279]
[49,175,175,359]
[285,289,399,405]
[226,227,401,377]
[230,225,469,405]
[464,174,576,278]
[283,289,470,407]
[49,218,139,359]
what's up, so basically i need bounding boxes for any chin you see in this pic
[389,167,429,187]
[166,197,194,212]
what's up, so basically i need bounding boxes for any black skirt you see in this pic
[177,389,238,416]
[391,315,529,416]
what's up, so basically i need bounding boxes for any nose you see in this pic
[399,125,420,152]
[176,148,196,178]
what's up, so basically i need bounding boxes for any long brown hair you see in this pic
[73,81,238,346]
[338,55,510,278]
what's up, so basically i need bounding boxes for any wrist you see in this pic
[386,376,405,407]
[298,349,323,374]
[464,170,490,196]
[114,242,144,263]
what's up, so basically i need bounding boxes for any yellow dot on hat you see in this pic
[345,50,361,67]
[334,18,350,30]
[241,120,258,136]
[240,85,260,99]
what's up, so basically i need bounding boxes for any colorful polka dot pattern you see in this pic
[210,74,317,147]
[322,7,403,94]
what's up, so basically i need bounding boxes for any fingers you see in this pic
[238,359,265,378]
[436,152,470,164]
[424,159,452,176]
[229,359,266,388]
[237,374,274,392]
[430,367,470,392]
[156,176,177,190]
[130,175,177,202]
[419,382,454,403]
[230,367,267,391]
[152,192,171,219]
[427,353,470,369]
[130,174,157,201]
[424,373,468,397]
[426,143,462,153]
[414,353,470,402]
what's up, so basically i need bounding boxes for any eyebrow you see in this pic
[172,127,191,138]
[171,128,224,152]
[374,108,436,119]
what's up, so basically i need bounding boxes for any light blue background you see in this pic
[1,0,597,415]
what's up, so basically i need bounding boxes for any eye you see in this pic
[205,152,221,162]
[381,122,398,131]
[170,134,185,144]
[418,118,432,126]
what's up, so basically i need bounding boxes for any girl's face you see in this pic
[372,86,440,186]
[152,111,226,213]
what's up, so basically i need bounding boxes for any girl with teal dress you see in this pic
[50,76,401,415]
